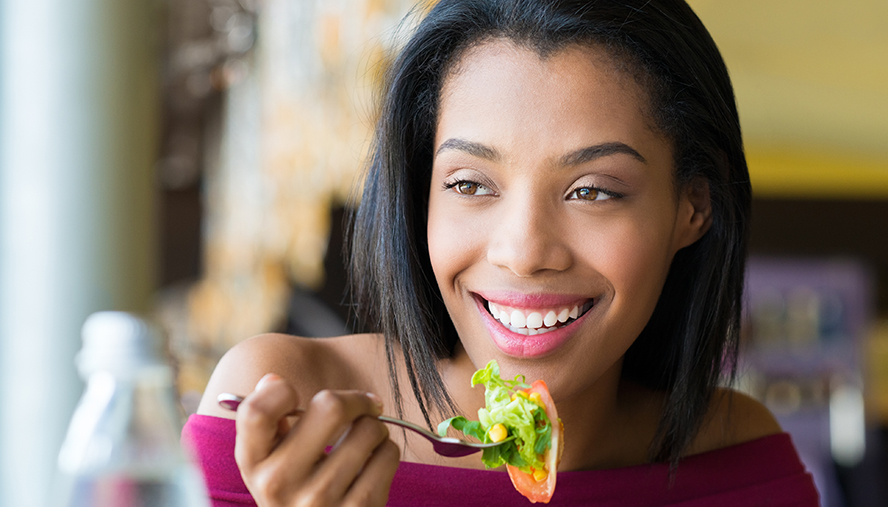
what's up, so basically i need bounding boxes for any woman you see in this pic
[185,1,820,505]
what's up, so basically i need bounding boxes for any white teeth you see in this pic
[543,311,557,327]
[488,300,590,333]
[510,324,558,336]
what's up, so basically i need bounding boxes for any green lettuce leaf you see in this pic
[438,360,552,472]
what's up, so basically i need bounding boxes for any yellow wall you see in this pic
[747,147,888,199]
[687,0,888,198]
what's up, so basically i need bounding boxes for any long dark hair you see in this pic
[349,0,751,465]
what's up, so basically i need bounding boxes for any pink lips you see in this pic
[474,293,592,358]
[477,291,587,308]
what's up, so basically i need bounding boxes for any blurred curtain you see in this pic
[170,0,430,403]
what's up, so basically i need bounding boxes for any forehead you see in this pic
[435,39,662,159]
[441,39,650,108]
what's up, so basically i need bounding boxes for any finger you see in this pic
[310,415,391,498]
[274,389,383,463]
[246,390,386,504]
[234,373,301,471]
[343,439,401,507]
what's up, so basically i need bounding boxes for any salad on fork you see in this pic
[438,360,563,504]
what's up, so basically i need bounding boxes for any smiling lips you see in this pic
[486,300,594,335]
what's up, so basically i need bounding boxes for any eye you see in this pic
[446,180,493,196]
[568,186,617,201]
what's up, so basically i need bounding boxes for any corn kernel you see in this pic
[488,423,508,443]
[533,467,548,482]
[529,392,543,405]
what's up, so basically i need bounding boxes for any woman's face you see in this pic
[427,40,707,398]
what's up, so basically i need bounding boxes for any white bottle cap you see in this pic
[77,311,167,377]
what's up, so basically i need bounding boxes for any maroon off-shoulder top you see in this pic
[182,415,819,506]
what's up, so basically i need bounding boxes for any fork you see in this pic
[217,393,513,458]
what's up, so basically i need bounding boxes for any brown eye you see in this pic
[575,187,599,200]
[456,181,480,195]
[446,179,493,196]
[569,187,615,201]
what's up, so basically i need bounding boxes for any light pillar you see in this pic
[0,1,159,505]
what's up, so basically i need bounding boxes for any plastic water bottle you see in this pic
[54,311,210,506]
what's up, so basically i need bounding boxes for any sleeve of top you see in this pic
[181,414,257,507]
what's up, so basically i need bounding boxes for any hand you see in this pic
[234,373,401,506]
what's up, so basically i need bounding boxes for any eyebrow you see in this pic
[435,138,501,161]
[435,138,646,165]
[559,142,646,165]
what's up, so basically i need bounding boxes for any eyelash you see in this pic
[443,179,623,201]
[567,186,624,201]
[443,179,494,196]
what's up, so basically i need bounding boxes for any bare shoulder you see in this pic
[686,388,783,456]
[195,332,388,418]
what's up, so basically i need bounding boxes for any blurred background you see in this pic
[0,0,885,505]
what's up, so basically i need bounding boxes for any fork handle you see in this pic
[376,415,439,440]
[217,393,303,416]
[217,393,439,440]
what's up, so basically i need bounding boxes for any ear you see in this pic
[675,177,713,250]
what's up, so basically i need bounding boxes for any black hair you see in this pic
[349,0,751,465]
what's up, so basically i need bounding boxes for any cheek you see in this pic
[592,215,676,308]
[426,200,475,292]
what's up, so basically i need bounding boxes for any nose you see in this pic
[486,196,573,277]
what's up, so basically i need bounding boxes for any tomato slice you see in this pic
[506,380,562,504]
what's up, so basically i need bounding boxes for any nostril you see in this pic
[487,240,573,277]
[485,203,573,275]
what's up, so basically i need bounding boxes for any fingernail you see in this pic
[366,392,384,413]
[255,373,280,391]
